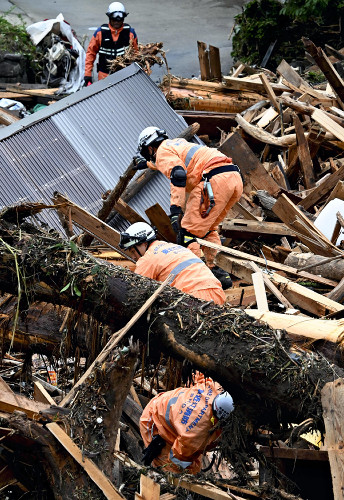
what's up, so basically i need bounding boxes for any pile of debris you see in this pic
[2,36,344,500]
[108,42,168,76]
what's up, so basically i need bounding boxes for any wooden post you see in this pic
[197,41,210,80]
[209,45,221,81]
[321,378,344,500]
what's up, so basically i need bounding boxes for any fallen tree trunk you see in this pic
[0,214,342,427]
[285,252,344,281]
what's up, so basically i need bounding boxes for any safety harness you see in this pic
[200,164,241,218]
[98,24,131,73]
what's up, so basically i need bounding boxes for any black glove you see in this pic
[169,206,183,233]
[133,154,148,170]
[84,76,92,86]
[142,435,166,466]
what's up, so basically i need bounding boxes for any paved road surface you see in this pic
[1,0,246,81]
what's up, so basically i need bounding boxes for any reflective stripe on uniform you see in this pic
[185,145,203,168]
[165,391,184,429]
[170,257,202,278]
[169,449,192,469]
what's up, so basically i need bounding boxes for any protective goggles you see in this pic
[110,12,124,20]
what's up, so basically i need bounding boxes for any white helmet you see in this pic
[137,126,168,152]
[119,222,156,250]
[106,2,128,18]
[212,392,234,420]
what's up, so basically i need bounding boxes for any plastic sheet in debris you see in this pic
[26,13,85,93]
[0,98,26,112]
[314,198,344,245]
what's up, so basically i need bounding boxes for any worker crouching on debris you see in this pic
[139,372,234,473]
[84,2,138,84]
[119,222,226,305]
[133,127,243,289]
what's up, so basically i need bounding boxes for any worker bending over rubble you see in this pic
[139,372,234,473]
[133,127,243,289]
[84,2,138,84]
[119,222,226,305]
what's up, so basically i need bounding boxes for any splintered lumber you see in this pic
[171,478,247,500]
[327,277,344,303]
[225,285,256,307]
[236,113,296,147]
[33,381,55,405]
[249,262,293,310]
[272,194,342,257]
[220,219,295,239]
[246,310,344,343]
[312,108,344,142]
[298,162,344,210]
[114,198,146,224]
[216,253,344,316]
[197,238,337,287]
[252,271,269,311]
[259,73,279,110]
[1,220,342,424]
[276,59,328,100]
[47,423,123,499]
[303,37,344,109]
[219,132,281,196]
[135,474,160,500]
[293,114,316,188]
[209,45,221,81]
[321,379,344,500]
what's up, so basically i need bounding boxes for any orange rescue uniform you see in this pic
[147,138,243,267]
[140,373,223,474]
[135,240,226,305]
[85,23,138,80]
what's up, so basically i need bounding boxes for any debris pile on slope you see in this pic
[108,42,168,76]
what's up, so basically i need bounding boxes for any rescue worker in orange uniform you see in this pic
[133,127,243,288]
[84,2,138,84]
[119,222,226,305]
[139,372,234,473]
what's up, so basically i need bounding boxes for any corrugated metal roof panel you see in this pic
[0,64,200,231]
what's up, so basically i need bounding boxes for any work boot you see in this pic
[211,266,232,290]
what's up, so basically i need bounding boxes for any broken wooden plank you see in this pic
[260,446,328,461]
[223,75,289,94]
[272,194,342,257]
[0,376,14,394]
[312,108,344,142]
[209,45,221,81]
[298,163,344,210]
[234,202,260,221]
[47,422,123,499]
[224,285,256,307]
[52,193,134,261]
[0,108,20,126]
[249,262,293,310]
[252,272,269,312]
[0,391,49,420]
[321,378,344,500]
[303,37,344,109]
[135,474,160,500]
[197,41,210,80]
[259,73,279,110]
[145,203,176,242]
[219,132,281,196]
[113,198,146,224]
[33,381,55,405]
[293,114,316,189]
[277,59,328,100]
[220,219,295,239]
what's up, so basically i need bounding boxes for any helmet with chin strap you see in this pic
[106,2,128,19]
[119,222,157,250]
[212,392,234,420]
[137,126,168,159]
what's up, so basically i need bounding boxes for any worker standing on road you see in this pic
[139,372,234,473]
[133,127,243,288]
[119,222,226,305]
[84,2,138,84]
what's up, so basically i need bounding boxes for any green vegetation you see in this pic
[0,12,36,56]
[232,0,344,69]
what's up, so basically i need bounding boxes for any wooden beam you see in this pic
[145,203,176,242]
[0,376,14,394]
[260,446,328,461]
[0,391,49,420]
[220,219,295,238]
[321,379,344,500]
[223,75,289,94]
[113,199,146,224]
[312,108,344,142]
[249,262,293,310]
[259,73,279,110]
[135,474,160,500]
[47,422,123,499]
[33,381,55,405]
[0,108,20,126]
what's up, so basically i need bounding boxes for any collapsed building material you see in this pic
[108,42,167,75]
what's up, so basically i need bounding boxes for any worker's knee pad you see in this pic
[170,166,187,187]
